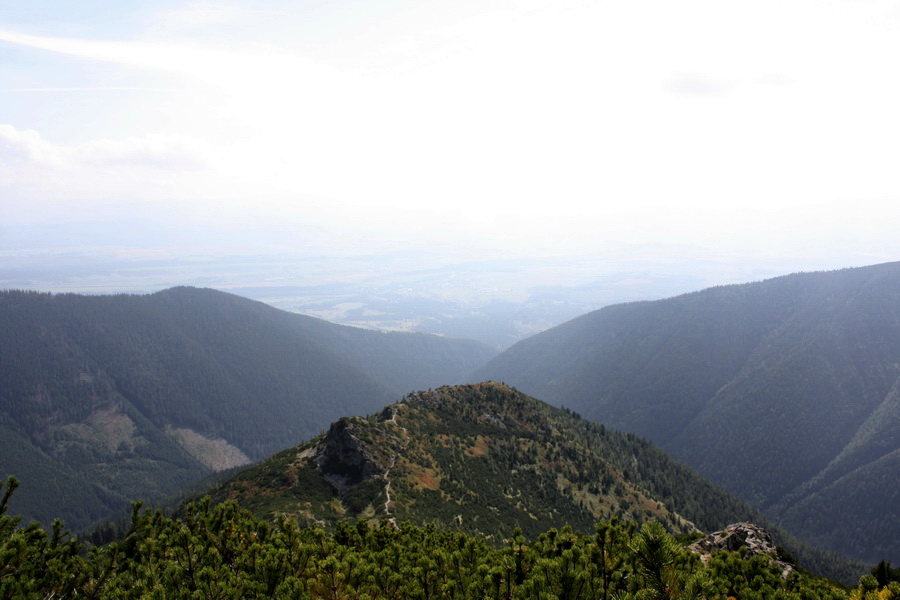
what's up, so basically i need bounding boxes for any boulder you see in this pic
[689,522,795,577]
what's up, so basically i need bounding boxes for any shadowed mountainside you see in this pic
[0,287,495,531]
[473,261,900,564]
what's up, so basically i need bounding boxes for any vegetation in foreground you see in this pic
[4,476,896,600]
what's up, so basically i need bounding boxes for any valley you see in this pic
[2,261,899,590]
[0,287,494,530]
[475,261,900,564]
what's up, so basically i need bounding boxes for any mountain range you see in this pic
[474,261,900,564]
[3,261,899,571]
[202,382,863,583]
[0,287,494,531]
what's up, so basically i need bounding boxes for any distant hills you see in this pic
[205,382,864,583]
[473,261,900,564]
[5,262,899,573]
[0,287,495,531]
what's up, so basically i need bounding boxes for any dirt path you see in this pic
[384,406,408,436]
[382,406,408,526]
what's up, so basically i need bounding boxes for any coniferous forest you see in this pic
[475,262,900,564]
[0,287,495,531]
[6,475,896,600]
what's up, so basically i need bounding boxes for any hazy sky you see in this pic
[3,0,900,268]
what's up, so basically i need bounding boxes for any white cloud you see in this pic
[0,123,228,234]
[0,124,65,167]
[2,0,900,262]
[0,124,211,171]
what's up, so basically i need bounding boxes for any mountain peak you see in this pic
[210,383,705,538]
[399,381,517,406]
[198,380,866,581]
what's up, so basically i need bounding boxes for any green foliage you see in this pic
[619,521,716,600]
[0,476,90,599]
[871,561,900,587]
[0,478,855,599]
[849,573,900,600]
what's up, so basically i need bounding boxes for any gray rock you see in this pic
[689,522,796,578]
[316,418,387,494]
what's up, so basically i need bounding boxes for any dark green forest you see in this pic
[473,262,900,564]
[0,288,495,531]
[4,475,889,600]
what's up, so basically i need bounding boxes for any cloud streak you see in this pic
[6,87,164,92]
[0,26,342,92]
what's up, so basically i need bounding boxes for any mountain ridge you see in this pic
[0,286,496,531]
[204,382,866,583]
[472,261,900,563]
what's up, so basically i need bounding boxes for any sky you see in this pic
[3,0,900,280]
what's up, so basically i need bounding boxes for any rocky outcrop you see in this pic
[689,522,796,577]
[316,418,384,493]
[315,417,402,495]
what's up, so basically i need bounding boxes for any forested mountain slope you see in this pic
[208,382,864,583]
[0,287,495,531]
[473,261,900,564]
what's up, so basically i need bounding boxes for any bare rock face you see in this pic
[316,418,387,494]
[689,522,796,577]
